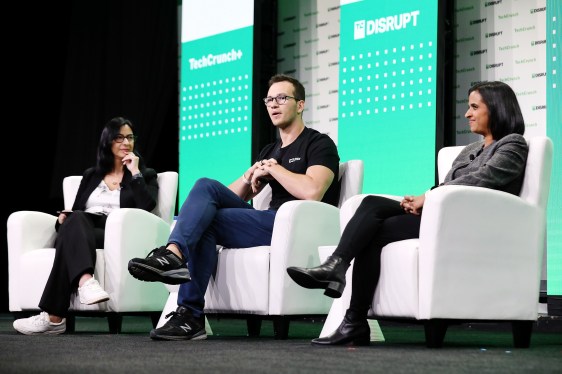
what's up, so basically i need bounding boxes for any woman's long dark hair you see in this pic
[468,81,525,140]
[95,116,145,175]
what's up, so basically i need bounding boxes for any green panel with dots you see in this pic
[339,0,438,195]
[178,27,254,203]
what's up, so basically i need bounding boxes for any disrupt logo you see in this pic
[189,50,243,70]
[486,31,503,38]
[532,105,546,110]
[485,0,502,6]
[470,49,487,56]
[486,62,504,69]
[470,18,487,25]
[532,72,547,78]
[530,7,546,14]
[532,39,547,46]
[354,10,419,40]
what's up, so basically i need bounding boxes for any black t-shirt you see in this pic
[258,127,340,210]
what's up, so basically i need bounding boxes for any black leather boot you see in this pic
[311,310,370,346]
[286,255,350,298]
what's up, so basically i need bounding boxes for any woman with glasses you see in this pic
[13,116,158,335]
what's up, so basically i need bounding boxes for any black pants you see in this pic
[39,211,106,317]
[332,195,421,317]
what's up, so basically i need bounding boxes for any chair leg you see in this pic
[512,321,533,348]
[246,316,262,337]
[424,319,448,348]
[273,316,290,340]
[107,313,123,334]
[66,315,76,333]
[150,312,161,328]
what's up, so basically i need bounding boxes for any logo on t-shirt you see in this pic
[289,157,301,163]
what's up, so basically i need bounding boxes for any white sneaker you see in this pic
[78,277,110,305]
[13,312,66,335]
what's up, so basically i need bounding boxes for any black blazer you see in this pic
[71,167,159,212]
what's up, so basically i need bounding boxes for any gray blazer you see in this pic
[442,133,528,195]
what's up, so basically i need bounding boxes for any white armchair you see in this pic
[321,137,553,348]
[159,160,364,339]
[7,171,178,333]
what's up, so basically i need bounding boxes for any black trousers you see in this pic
[39,211,106,317]
[332,195,421,317]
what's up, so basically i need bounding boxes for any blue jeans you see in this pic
[169,178,277,317]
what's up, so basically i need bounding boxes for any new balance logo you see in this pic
[157,258,170,266]
[180,323,192,333]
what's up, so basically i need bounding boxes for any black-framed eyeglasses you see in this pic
[114,134,137,143]
[263,94,300,106]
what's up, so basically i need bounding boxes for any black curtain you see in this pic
[51,0,179,195]
[1,0,179,312]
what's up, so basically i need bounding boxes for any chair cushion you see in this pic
[205,246,270,314]
[370,239,420,318]
[18,248,106,312]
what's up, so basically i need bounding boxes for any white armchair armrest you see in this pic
[103,208,171,312]
[7,211,57,311]
[418,185,542,320]
[269,200,341,315]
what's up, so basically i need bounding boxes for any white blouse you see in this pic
[84,180,121,215]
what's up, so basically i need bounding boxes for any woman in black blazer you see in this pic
[13,116,158,335]
[287,81,529,346]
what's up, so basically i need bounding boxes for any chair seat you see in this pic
[371,239,420,318]
[17,248,106,312]
[205,246,271,314]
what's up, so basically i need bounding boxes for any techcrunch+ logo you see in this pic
[354,10,420,40]
[189,49,243,70]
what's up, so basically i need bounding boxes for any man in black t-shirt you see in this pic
[128,74,340,341]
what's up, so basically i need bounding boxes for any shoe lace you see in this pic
[146,246,166,258]
[31,312,50,325]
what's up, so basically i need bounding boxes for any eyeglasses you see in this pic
[113,134,137,143]
[263,94,300,106]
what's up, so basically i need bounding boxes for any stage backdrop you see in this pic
[178,0,254,203]
[454,0,560,298]
[546,0,561,298]
[278,0,442,195]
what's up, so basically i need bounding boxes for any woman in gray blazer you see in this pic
[286,81,529,346]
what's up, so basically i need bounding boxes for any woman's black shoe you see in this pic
[311,311,370,346]
[286,255,350,298]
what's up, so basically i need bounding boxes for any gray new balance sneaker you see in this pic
[13,312,66,335]
[128,246,191,284]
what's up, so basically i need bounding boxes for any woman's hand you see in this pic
[122,152,140,175]
[400,194,425,215]
[57,211,72,224]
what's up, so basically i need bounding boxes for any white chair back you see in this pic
[153,172,179,225]
[338,160,364,206]
[63,176,82,210]
[437,146,464,184]
[519,137,553,209]
[62,172,178,224]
